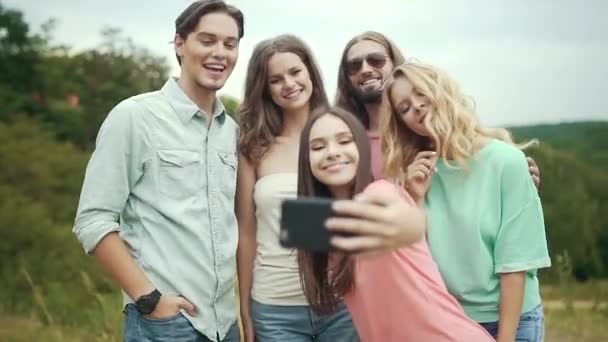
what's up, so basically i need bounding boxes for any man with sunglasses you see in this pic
[335,31,406,179]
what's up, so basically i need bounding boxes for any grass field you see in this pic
[1,283,607,341]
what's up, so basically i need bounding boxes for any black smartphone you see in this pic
[280,197,336,251]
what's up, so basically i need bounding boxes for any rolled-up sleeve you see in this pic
[73,99,144,253]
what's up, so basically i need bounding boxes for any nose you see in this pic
[211,42,227,60]
[325,142,340,159]
[413,97,425,111]
[284,76,296,90]
[360,60,374,75]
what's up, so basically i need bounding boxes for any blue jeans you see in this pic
[251,300,359,342]
[479,304,545,342]
[124,304,240,342]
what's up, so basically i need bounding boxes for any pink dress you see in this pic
[343,180,494,342]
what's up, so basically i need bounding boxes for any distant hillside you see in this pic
[505,121,608,280]
[509,121,608,169]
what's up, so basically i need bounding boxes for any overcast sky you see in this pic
[6,0,607,126]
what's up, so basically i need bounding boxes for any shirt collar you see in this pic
[161,77,226,124]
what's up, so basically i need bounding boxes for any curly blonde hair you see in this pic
[380,63,536,183]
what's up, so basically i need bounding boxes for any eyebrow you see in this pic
[309,131,353,144]
[309,137,324,145]
[347,50,386,61]
[269,66,302,79]
[394,99,413,112]
[335,131,353,137]
[395,99,410,107]
[195,32,238,41]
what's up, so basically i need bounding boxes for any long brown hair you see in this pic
[335,31,406,129]
[297,106,372,315]
[238,34,329,162]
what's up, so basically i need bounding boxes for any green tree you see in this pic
[524,144,607,280]
[0,3,42,121]
[220,94,240,121]
[0,3,40,92]
[33,26,170,148]
[1,6,170,148]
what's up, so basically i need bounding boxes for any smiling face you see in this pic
[267,52,313,113]
[174,11,239,92]
[390,76,432,137]
[346,40,394,104]
[308,114,360,198]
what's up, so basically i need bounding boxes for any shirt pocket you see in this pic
[157,150,201,201]
[217,151,237,196]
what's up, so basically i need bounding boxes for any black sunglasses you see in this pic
[346,52,389,75]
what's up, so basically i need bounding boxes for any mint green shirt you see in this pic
[426,139,551,323]
[73,78,239,340]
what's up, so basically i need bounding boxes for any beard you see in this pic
[353,85,383,104]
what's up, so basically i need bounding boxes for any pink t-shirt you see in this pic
[343,180,494,342]
[367,131,384,180]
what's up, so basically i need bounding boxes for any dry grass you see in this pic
[1,282,607,341]
[545,307,608,341]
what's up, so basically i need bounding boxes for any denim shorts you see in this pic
[251,300,359,342]
[478,304,545,342]
[123,303,240,342]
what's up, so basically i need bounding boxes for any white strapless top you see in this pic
[251,173,308,305]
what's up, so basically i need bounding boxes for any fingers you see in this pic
[325,215,384,236]
[414,166,431,179]
[532,175,540,190]
[410,162,434,185]
[178,297,198,317]
[331,200,386,222]
[529,165,539,178]
[527,157,540,190]
[415,151,437,160]
[416,157,434,169]
[330,235,385,253]
[409,155,437,178]
[418,152,438,168]
[527,158,540,175]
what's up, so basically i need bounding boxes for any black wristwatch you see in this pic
[135,289,161,315]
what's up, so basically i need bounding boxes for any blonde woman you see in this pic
[381,63,551,342]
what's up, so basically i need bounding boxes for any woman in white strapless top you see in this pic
[250,173,302,304]
[236,35,359,342]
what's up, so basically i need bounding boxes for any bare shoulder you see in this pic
[256,137,299,177]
